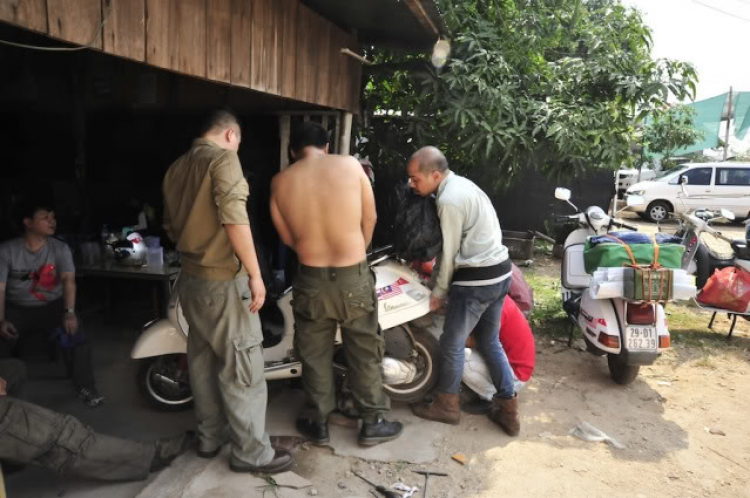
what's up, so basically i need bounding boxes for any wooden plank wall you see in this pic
[0,0,361,112]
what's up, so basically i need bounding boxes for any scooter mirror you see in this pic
[626,195,645,207]
[555,188,571,201]
[680,181,689,198]
[720,208,735,221]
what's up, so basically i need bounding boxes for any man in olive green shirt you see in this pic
[162,110,291,474]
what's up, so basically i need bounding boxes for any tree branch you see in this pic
[364,60,431,75]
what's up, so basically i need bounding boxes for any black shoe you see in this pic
[295,418,330,445]
[151,431,197,472]
[358,418,403,446]
[77,387,105,408]
[229,449,293,474]
[197,446,222,459]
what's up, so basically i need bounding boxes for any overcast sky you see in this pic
[621,0,750,103]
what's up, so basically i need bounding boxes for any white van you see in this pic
[626,162,750,222]
[615,167,656,199]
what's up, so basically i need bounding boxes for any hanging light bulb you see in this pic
[431,38,451,68]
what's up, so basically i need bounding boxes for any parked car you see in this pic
[626,162,750,222]
[615,167,656,199]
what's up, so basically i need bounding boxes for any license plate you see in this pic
[625,326,657,351]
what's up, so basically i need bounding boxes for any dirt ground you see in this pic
[290,221,750,498]
[293,334,750,498]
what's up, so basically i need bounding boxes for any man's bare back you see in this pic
[271,153,377,267]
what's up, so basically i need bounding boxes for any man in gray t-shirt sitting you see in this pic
[0,200,103,407]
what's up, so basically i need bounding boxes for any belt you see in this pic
[452,259,512,283]
[298,261,368,281]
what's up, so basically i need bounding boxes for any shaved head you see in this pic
[406,146,449,197]
[409,146,449,174]
[200,109,241,138]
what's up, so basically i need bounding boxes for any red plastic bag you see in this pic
[697,266,750,312]
[509,263,535,317]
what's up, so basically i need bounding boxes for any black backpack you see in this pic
[392,183,443,262]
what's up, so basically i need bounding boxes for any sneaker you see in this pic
[77,387,105,408]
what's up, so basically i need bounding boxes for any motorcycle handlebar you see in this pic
[553,215,578,222]
[613,221,638,231]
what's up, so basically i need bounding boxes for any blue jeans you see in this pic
[437,278,515,399]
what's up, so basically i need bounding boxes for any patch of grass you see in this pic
[525,271,569,340]
[692,356,716,369]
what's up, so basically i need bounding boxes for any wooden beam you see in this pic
[47,0,102,48]
[294,4,311,103]
[279,115,291,170]
[250,0,267,92]
[332,113,340,153]
[338,112,353,155]
[403,0,440,38]
[206,0,232,82]
[229,0,252,87]
[145,0,168,67]
[0,0,48,33]
[102,0,146,62]
[279,0,298,99]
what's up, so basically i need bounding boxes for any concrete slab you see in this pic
[273,470,313,489]
[135,449,309,498]
[266,390,449,464]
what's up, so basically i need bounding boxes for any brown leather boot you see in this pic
[411,393,460,425]
[488,396,520,436]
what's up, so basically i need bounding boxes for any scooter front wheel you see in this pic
[607,353,640,385]
[138,355,193,411]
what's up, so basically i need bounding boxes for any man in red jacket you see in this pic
[462,297,535,410]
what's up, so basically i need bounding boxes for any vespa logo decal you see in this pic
[383,301,410,312]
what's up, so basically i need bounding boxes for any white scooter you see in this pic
[555,188,671,385]
[131,247,442,411]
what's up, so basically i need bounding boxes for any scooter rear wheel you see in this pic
[382,326,441,403]
[607,353,640,385]
[138,355,193,411]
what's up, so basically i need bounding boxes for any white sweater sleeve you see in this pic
[432,203,463,299]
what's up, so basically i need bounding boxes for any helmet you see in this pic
[112,232,147,266]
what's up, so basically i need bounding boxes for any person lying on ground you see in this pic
[0,359,192,481]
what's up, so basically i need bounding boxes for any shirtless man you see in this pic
[270,122,402,446]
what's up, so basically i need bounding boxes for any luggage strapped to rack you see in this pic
[598,233,673,303]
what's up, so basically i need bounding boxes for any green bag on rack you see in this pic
[584,241,684,274]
